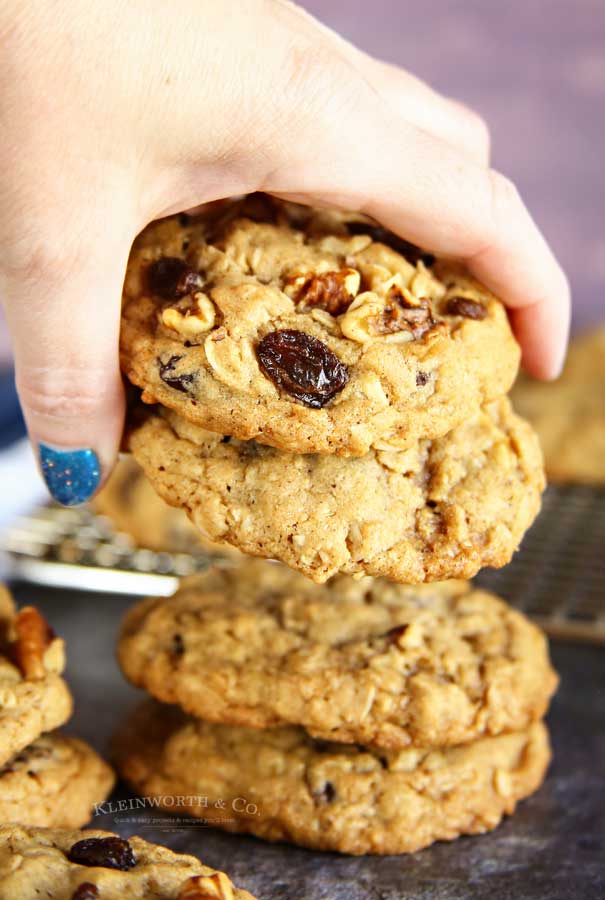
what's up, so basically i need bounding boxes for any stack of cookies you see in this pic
[113,194,555,854]
[0,587,114,828]
[114,561,557,854]
[119,194,544,584]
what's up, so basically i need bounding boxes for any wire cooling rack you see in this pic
[476,484,605,643]
[0,506,208,597]
[1,485,604,643]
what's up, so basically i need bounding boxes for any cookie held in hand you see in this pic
[120,195,520,456]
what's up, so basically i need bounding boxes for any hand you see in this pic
[0,0,569,505]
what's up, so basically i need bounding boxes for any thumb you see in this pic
[1,229,129,506]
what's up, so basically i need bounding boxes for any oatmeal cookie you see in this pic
[113,701,551,856]
[0,734,114,828]
[0,825,256,900]
[0,588,72,768]
[118,560,557,749]
[127,397,545,583]
[120,196,520,456]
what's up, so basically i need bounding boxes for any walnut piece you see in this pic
[178,873,235,900]
[161,293,216,339]
[286,268,360,315]
[372,288,436,339]
[9,607,55,680]
[340,286,436,343]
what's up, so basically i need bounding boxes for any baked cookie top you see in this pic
[0,589,72,767]
[0,734,115,830]
[114,701,551,856]
[0,824,256,900]
[118,561,557,750]
[512,326,605,484]
[120,196,520,456]
[127,396,545,583]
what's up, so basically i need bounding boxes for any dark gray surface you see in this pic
[9,580,605,900]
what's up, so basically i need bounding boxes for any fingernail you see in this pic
[38,443,101,506]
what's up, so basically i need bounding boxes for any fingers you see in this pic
[262,55,568,378]
[1,233,129,505]
[468,172,570,378]
[350,55,491,166]
[272,1,490,163]
[509,289,570,379]
[253,2,567,376]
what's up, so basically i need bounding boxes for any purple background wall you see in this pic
[302,0,605,331]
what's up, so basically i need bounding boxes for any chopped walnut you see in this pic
[178,872,235,900]
[8,607,56,680]
[340,285,436,343]
[339,292,395,343]
[372,288,436,339]
[286,268,360,316]
[161,293,216,340]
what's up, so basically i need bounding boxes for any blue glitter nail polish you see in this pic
[38,444,101,507]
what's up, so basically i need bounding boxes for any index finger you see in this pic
[266,92,569,378]
[361,150,571,380]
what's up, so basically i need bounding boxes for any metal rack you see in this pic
[476,484,605,643]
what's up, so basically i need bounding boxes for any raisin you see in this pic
[446,297,487,320]
[71,884,99,900]
[416,371,430,386]
[148,257,203,300]
[346,222,435,266]
[292,271,356,316]
[67,837,136,871]
[314,781,336,804]
[251,193,284,219]
[172,633,185,656]
[257,330,348,409]
[158,355,198,394]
